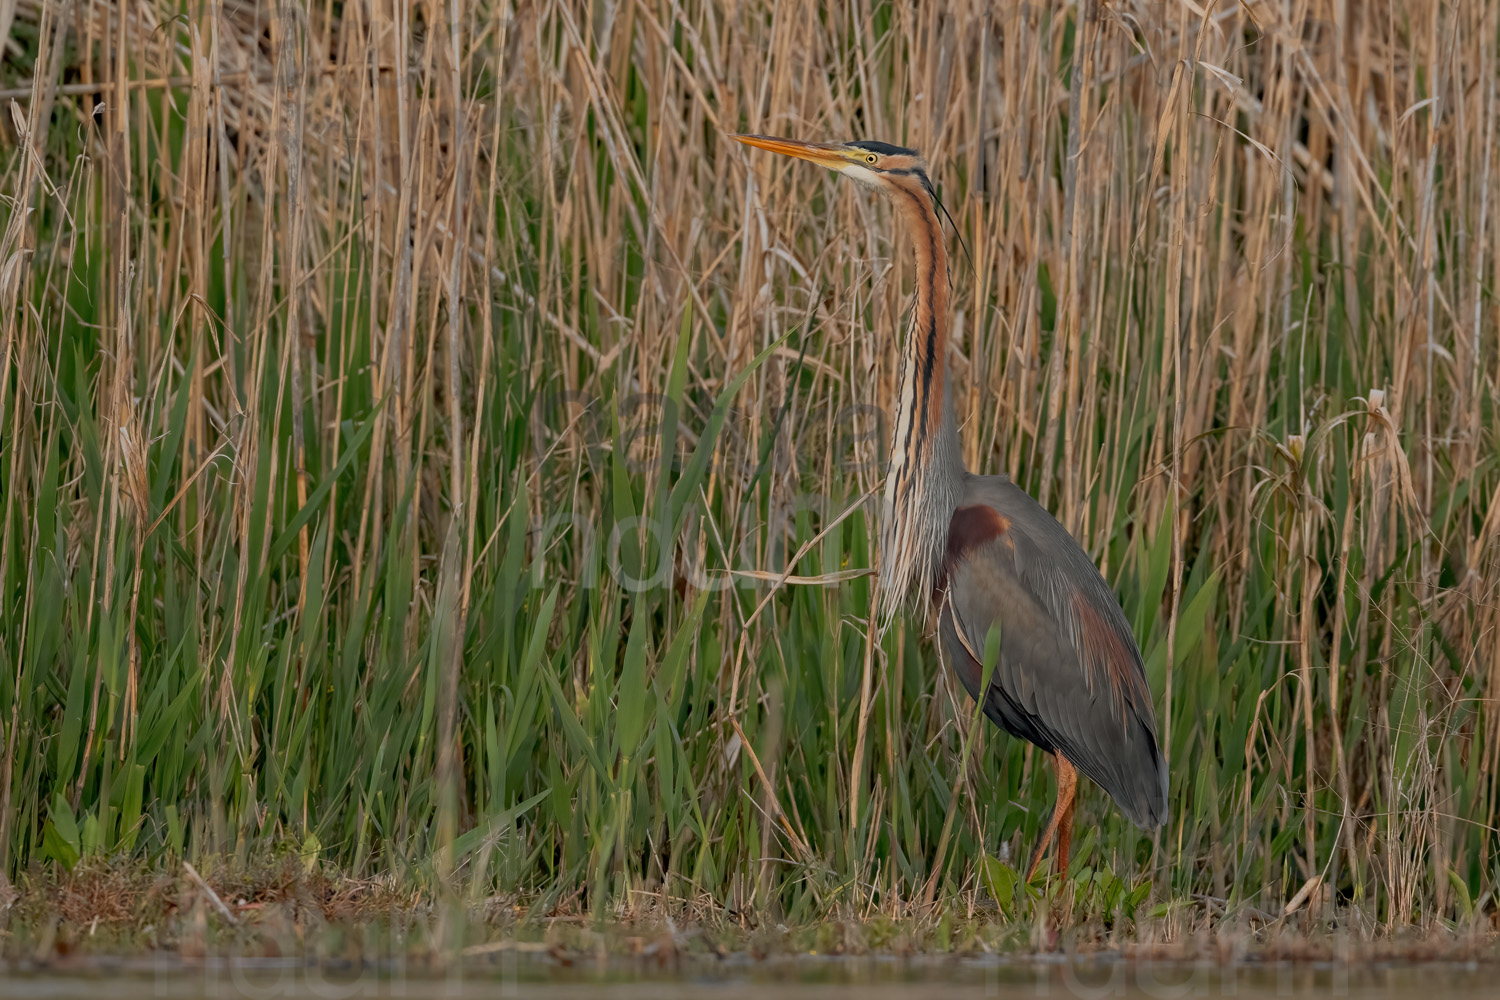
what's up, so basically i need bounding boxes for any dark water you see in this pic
[0,955,1492,999]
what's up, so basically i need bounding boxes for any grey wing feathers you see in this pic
[941,476,1169,830]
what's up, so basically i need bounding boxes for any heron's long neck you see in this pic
[880,186,966,617]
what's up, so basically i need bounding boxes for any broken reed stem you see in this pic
[0,72,252,101]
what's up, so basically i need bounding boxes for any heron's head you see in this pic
[729,134,932,198]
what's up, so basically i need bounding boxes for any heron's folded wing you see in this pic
[943,522,1168,829]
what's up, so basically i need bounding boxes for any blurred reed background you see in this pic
[0,0,1497,937]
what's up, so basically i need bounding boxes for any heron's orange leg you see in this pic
[1025,753,1078,881]
[1056,768,1077,876]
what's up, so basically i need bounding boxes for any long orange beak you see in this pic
[728,133,848,170]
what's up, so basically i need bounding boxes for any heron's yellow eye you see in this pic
[865,153,878,164]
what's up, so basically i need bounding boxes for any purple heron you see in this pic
[730,133,1168,881]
